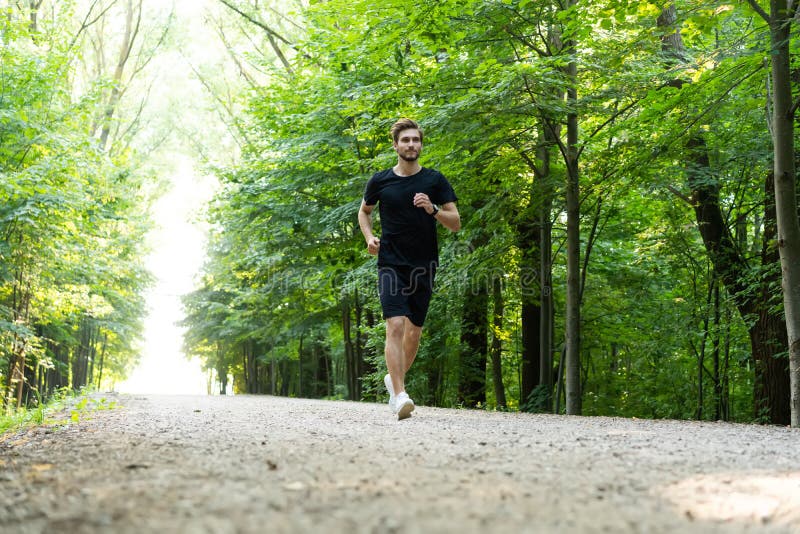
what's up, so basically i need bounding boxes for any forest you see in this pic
[2,0,800,426]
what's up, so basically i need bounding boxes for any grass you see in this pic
[0,389,118,438]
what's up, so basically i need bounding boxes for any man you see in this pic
[358,118,461,420]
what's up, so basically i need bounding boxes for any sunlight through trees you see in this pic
[3,0,800,426]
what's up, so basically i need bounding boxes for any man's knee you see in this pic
[404,320,422,340]
[386,316,406,338]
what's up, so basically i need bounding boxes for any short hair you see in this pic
[390,118,423,143]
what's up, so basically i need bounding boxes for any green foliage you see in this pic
[0,388,117,439]
[68,394,118,424]
[0,5,154,405]
[178,0,793,422]
[0,388,117,436]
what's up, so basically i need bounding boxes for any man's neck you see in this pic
[393,160,421,177]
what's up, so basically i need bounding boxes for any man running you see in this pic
[357,118,461,420]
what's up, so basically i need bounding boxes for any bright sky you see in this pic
[118,0,222,395]
[117,157,215,395]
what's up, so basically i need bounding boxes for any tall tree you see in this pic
[746,0,800,427]
[178,0,786,425]
[651,2,791,423]
[563,0,581,415]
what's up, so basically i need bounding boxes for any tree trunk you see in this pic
[353,287,374,400]
[243,341,257,394]
[279,359,290,396]
[458,283,489,408]
[270,351,276,395]
[241,347,249,393]
[564,2,581,414]
[87,323,97,388]
[721,307,732,420]
[99,0,141,150]
[45,335,69,395]
[489,277,507,409]
[688,137,790,423]
[712,283,722,421]
[750,306,790,423]
[96,332,107,390]
[341,294,358,400]
[358,303,377,402]
[767,0,800,427]
[695,281,714,420]
[661,3,790,424]
[9,347,25,408]
[5,269,32,407]
[72,316,92,391]
[313,337,332,398]
[26,0,44,34]
[297,334,304,397]
[516,26,561,414]
[216,342,228,395]
[536,124,557,412]
[519,222,541,411]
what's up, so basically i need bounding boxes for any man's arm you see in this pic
[413,193,461,232]
[358,200,381,255]
[433,202,461,232]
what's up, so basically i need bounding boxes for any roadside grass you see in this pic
[1,389,118,438]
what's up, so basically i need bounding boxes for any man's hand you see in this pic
[366,236,381,255]
[413,192,435,214]
[358,201,381,254]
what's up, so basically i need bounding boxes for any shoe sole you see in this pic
[396,399,415,420]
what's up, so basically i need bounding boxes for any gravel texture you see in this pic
[1,393,800,533]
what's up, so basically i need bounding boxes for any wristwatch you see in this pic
[431,204,440,217]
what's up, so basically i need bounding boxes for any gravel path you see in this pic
[1,394,799,533]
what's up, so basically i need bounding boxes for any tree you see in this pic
[177,0,788,425]
[0,1,157,406]
[745,0,800,427]
[646,1,792,423]
[562,0,582,415]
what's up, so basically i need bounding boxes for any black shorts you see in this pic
[378,266,436,327]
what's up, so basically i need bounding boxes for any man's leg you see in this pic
[385,316,422,394]
[385,316,406,395]
[402,317,422,376]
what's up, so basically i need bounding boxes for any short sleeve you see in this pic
[363,174,380,206]
[433,172,457,205]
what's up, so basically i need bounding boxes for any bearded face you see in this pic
[394,129,422,162]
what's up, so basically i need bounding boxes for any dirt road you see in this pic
[1,394,799,533]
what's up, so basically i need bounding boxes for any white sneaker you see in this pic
[395,392,415,420]
[384,374,395,411]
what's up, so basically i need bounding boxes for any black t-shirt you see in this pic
[363,167,457,268]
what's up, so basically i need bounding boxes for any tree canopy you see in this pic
[180,0,800,425]
[1,0,174,406]
[4,0,800,426]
